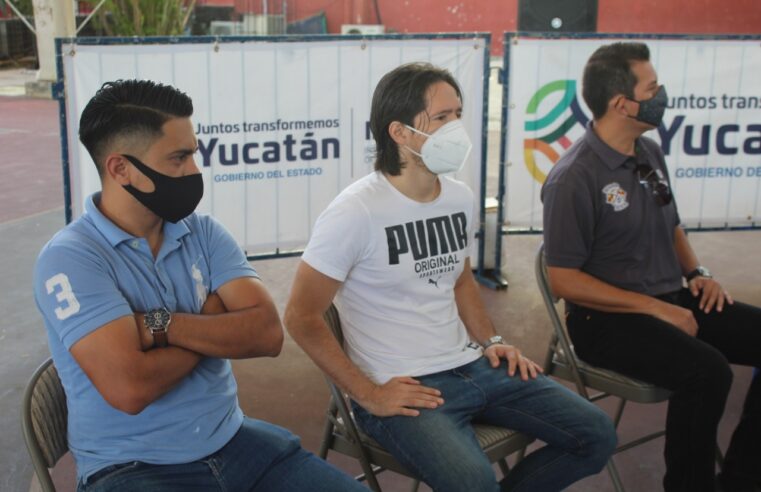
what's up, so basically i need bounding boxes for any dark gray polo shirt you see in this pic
[541,123,683,296]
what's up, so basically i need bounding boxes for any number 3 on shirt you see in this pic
[45,273,81,320]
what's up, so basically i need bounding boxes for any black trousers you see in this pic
[566,288,761,492]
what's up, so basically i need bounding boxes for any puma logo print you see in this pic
[428,276,441,288]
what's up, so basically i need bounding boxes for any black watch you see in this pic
[685,266,712,282]
[145,308,171,348]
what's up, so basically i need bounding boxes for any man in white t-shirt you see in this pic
[285,62,616,492]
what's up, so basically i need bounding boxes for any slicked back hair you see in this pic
[370,62,462,176]
[582,42,650,119]
[79,79,193,175]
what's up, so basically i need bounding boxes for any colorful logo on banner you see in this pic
[524,80,589,183]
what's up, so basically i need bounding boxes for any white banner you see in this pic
[61,36,488,256]
[505,36,761,230]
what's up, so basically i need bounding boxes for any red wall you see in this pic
[597,0,761,36]
[200,0,761,55]
[285,0,518,54]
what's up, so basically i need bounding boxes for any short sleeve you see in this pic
[541,176,595,269]
[34,243,133,350]
[301,195,372,282]
[201,216,259,291]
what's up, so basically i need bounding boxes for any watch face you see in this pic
[147,309,170,331]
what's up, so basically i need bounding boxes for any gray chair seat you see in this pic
[551,350,672,403]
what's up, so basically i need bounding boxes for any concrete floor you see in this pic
[1,68,759,492]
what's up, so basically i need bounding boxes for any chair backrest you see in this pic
[534,243,588,392]
[323,303,345,346]
[322,303,357,417]
[321,303,381,454]
[534,242,568,344]
[21,357,68,492]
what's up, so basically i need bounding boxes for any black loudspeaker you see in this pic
[518,0,597,32]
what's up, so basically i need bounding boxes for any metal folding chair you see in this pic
[535,243,723,491]
[21,357,69,492]
[318,303,535,492]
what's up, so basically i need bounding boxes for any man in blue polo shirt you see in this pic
[542,42,761,492]
[33,79,364,491]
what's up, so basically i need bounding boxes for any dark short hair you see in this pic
[370,62,462,176]
[582,42,650,119]
[79,79,193,175]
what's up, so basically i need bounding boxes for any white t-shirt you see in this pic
[302,171,482,384]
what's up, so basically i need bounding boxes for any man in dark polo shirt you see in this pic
[541,42,761,492]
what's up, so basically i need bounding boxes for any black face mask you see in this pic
[121,154,203,223]
[627,85,668,127]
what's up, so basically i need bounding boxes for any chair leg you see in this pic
[606,458,625,492]
[715,443,725,471]
[604,398,628,491]
[515,446,526,463]
[612,397,627,428]
[318,418,335,459]
[357,461,383,492]
[498,458,510,479]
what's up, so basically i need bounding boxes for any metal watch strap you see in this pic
[686,266,711,282]
[483,335,505,350]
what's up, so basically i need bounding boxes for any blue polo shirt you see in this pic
[33,193,257,482]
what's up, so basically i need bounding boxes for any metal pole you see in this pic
[2,0,36,34]
[32,0,76,83]
[75,0,107,35]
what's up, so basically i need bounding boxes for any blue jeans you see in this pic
[77,417,365,492]
[352,357,616,492]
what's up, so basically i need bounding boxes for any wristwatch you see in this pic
[483,335,505,349]
[685,266,712,282]
[145,308,172,348]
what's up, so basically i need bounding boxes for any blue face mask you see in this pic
[627,85,668,127]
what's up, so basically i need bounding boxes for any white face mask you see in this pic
[405,119,473,175]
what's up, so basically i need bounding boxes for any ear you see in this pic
[103,154,131,185]
[610,94,630,116]
[388,121,411,146]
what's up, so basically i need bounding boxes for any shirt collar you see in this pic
[584,121,639,170]
[84,193,191,247]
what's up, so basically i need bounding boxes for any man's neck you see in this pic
[98,187,164,257]
[384,160,440,203]
[592,117,643,156]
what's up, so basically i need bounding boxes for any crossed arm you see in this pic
[71,277,283,415]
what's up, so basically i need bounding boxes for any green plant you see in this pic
[1,0,34,17]
[84,0,196,36]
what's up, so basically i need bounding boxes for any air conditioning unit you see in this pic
[241,14,286,35]
[209,21,243,36]
[341,24,385,35]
